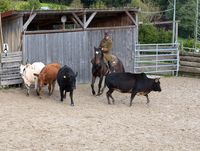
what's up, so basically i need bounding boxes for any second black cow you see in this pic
[57,65,78,106]
[105,72,161,106]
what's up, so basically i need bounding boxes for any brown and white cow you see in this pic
[34,63,61,97]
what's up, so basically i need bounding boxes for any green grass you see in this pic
[12,1,69,10]
[178,37,188,44]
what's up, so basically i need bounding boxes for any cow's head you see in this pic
[20,64,31,75]
[152,78,161,92]
[63,72,78,89]
[20,64,26,75]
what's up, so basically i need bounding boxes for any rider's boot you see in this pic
[108,61,113,72]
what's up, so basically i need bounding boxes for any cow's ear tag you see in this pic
[63,76,66,79]
[155,78,159,83]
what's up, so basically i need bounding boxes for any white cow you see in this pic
[20,62,45,96]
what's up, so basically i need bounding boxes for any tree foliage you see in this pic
[0,0,11,12]
[40,0,73,5]
[81,0,131,7]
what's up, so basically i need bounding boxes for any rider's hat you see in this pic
[104,32,109,36]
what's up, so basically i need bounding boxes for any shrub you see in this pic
[90,0,106,8]
[19,0,41,10]
[182,38,195,48]
[0,0,11,12]
[139,24,172,44]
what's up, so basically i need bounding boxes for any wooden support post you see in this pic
[83,12,86,27]
[84,12,97,29]
[175,22,178,43]
[72,12,84,28]
[135,13,138,44]
[0,13,4,53]
[125,11,137,26]
[22,13,37,31]
[71,17,80,28]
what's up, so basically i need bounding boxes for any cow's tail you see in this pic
[34,77,38,90]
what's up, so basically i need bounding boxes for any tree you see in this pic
[70,0,83,8]
[103,0,131,7]
[40,0,73,5]
[81,0,97,7]
[165,0,196,38]
[128,0,161,23]
[177,0,196,38]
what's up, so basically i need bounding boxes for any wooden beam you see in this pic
[71,17,79,27]
[84,12,97,29]
[0,13,4,53]
[179,66,200,74]
[139,20,180,25]
[83,12,86,27]
[72,12,84,28]
[24,25,135,35]
[180,61,200,68]
[23,13,37,31]
[125,11,136,26]
[180,56,200,63]
[180,51,200,57]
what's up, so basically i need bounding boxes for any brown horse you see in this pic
[91,47,125,96]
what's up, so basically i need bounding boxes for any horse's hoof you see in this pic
[70,104,74,106]
[92,92,96,95]
[96,93,102,96]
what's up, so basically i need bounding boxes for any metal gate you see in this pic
[134,43,179,75]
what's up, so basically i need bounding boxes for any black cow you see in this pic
[105,72,161,106]
[57,65,78,106]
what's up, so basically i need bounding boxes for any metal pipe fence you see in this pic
[134,43,179,76]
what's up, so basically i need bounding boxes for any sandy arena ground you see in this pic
[0,77,200,151]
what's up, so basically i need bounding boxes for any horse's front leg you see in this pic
[99,79,106,95]
[91,76,96,95]
[97,76,103,95]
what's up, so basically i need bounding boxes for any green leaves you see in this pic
[18,0,41,10]
[0,0,11,12]
[139,24,172,44]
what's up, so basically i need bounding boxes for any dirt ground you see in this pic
[0,77,200,151]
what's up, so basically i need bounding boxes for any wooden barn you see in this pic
[0,8,139,85]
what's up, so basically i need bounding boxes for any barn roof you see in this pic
[1,8,139,33]
[1,8,139,19]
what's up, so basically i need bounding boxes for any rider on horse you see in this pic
[99,32,113,70]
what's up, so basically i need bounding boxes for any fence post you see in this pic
[156,44,158,73]
[134,43,137,73]
[176,43,179,76]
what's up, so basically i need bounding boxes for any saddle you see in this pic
[109,55,118,66]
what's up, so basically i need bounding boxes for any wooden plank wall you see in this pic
[23,27,135,83]
[2,16,23,52]
[179,51,200,74]
[0,51,22,86]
